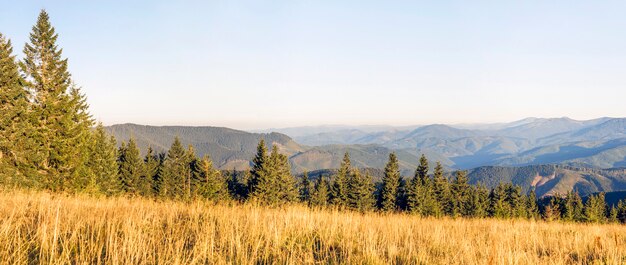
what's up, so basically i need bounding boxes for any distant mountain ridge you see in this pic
[106,118,626,197]
[262,117,626,169]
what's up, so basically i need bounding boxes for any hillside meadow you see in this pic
[0,190,624,264]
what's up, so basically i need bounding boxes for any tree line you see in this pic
[1,11,626,224]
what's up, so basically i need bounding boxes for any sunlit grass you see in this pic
[0,190,624,264]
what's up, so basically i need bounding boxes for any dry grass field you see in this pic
[0,190,624,264]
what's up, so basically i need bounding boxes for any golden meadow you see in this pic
[1,190,624,264]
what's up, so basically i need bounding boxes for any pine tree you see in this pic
[272,146,298,203]
[562,191,584,222]
[407,154,431,214]
[379,153,401,212]
[299,171,313,203]
[608,206,618,223]
[118,138,143,195]
[143,147,161,196]
[431,162,449,216]
[543,197,561,222]
[584,192,607,223]
[195,154,227,201]
[248,140,277,204]
[21,10,93,191]
[488,183,509,218]
[184,145,198,199]
[331,152,351,207]
[526,188,540,219]
[450,170,471,217]
[227,169,248,200]
[86,123,119,195]
[505,184,527,218]
[159,137,188,199]
[0,33,33,187]
[347,168,375,212]
[617,200,626,224]
[310,175,330,207]
[467,184,490,218]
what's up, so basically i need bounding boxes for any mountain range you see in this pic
[105,117,626,197]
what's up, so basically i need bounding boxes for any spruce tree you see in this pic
[526,188,540,219]
[21,10,93,191]
[407,154,430,214]
[248,140,277,204]
[184,145,198,199]
[310,175,330,207]
[272,146,298,203]
[299,171,313,203]
[118,138,143,195]
[488,183,509,218]
[86,123,119,195]
[195,154,227,201]
[467,184,490,218]
[347,168,375,212]
[584,192,607,223]
[331,152,351,207]
[562,191,584,222]
[505,184,527,218]
[617,200,626,224]
[543,197,561,222]
[0,33,33,187]
[379,153,401,212]
[450,170,471,217]
[431,162,449,216]
[227,169,248,200]
[608,206,618,223]
[159,137,188,199]
[143,147,161,196]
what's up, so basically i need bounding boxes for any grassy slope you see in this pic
[1,190,625,264]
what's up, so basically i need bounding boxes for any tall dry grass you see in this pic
[0,190,624,264]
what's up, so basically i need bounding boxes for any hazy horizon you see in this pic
[2,1,626,130]
[107,115,619,131]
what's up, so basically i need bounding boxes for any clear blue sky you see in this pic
[1,1,625,129]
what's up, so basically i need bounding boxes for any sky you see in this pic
[1,1,625,130]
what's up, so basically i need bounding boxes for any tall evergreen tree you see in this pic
[159,137,188,199]
[526,188,540,219]
[143,147,161,196]
[379,153,401,212]
[0,33,33,187]
[467,184,490,218]
[272,146,298,203]
[227,169,248,200]
[118,138,143,195]
[86,123,119,195]
[450,170,471,217]
[347,169,376,212]
[431,162,449,216]
[407,154,432,214]
[248,140,277,204]
[184,145,198,199]
[617,200,626,224]
[488,183,509,218]
[543,197,561,222]
[299,171,313,203]
[584,192,607,223]
[562,191,584,222]
[21,10,93,191]
[310,175,330,207]
[505,184,527,218]
[331,152,351,207]
[195,154,227,201]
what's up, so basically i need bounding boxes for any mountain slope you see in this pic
[468,165,626,197]
[106,124,306,170]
